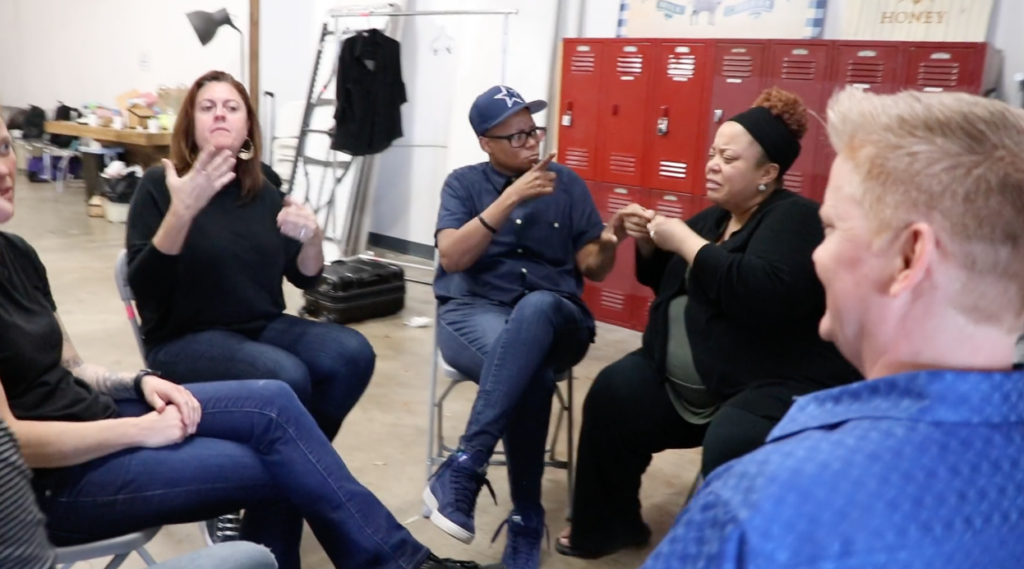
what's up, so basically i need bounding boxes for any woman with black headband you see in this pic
[556,87,861,560]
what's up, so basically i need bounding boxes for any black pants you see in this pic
[569,350,786,552]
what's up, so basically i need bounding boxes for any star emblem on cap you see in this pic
[494,86,525,108]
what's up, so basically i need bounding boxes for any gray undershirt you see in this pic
[664,295,721,424]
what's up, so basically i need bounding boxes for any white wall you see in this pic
[0,0,249,111]
[2,0,1022,253]
[367,0,560,248]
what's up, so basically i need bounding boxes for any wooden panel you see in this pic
[841,0,994,43]
[44,122,172,146]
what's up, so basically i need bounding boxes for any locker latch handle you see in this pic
[562,101,573,127]
[713,109,724,123]
[657,106,669,136]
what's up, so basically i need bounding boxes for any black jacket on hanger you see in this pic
[332,28,407,156]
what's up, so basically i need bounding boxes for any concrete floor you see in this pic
[8,176,701,569]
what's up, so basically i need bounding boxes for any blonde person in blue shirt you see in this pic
[641,87,1024,569]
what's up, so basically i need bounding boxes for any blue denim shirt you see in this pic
[434,161,605,331]
[641,368,1024,569]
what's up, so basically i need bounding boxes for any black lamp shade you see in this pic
[187,8,239,46]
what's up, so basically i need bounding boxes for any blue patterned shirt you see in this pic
[641,369,1024,569]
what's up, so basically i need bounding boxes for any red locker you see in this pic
[768,41,830,202]
[585,183,647,328]
[830,42,902,94]
[558,40,605,181]
[901,43,997,95]
[581,180,603,315]
[643,42,712,194]
[706,42,769,173]
[649,190,695,220]
[597,41,655,187]
[818,43,902,192]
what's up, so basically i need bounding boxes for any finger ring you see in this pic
[299,228,307,239]
[650,229,656,239]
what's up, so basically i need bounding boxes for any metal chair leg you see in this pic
[102,552,131,569]
[136,546,158,567]
[566,369,575,510]
[426,341,441,483]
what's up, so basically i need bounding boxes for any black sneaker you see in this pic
[203,512,242,545]
[419,552,505,569]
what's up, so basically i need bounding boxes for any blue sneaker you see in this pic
[423,452,496,543]
[492,511,546,569]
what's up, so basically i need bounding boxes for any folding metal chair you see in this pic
[424,319,576,505]
[54,527,160,569]
[113,250,242,546]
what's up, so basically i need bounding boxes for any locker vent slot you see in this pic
[564,148,590,171]
[845,61,885,85]
[658,161,688,180]
[916,61,960,88]
[721,55,753,78]
[600,289,627,312]
[667,54,696,81]
[570,53,596,74]
[655,197,686,219]
[617,54,644,75]
[609,153,638,176]
[607,194,632,216]
[783,171,804,194]
[781,59,817,81]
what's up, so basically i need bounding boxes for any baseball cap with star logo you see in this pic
[469,85,548,137]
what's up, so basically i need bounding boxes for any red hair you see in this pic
[753,87,809,141]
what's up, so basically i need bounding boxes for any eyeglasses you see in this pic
[483,127,547,148]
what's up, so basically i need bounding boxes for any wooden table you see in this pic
[44,121,174,201]
[44,121,172,168]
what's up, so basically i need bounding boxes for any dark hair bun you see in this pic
[753,87,808,141]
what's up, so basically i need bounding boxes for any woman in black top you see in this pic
[557,88,862,559]
[126,71,375,442]
[0,107,492,569]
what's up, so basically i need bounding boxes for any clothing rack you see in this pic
[293,4,518,276]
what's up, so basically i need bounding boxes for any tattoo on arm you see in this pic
[57,314,138,399]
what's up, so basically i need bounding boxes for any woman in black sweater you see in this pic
[557,88,862,559]
[126,71,375,443]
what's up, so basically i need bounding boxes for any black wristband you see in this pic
[478,215,497,234]
[134,369,159,400]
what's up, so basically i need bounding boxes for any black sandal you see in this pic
[554,529,651,559]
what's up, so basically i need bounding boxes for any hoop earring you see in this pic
[238,138,255,161]
[757,184,767,192]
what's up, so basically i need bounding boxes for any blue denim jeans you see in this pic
[437,291,592,514]
[153,542,277,569]
[31,380,428,569]
[146,314,375,441]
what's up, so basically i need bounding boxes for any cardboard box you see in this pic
[126,105,156,130]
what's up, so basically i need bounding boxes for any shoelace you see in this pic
[452,468,497,513]
[490,517,551,563]
[211,512,242,542]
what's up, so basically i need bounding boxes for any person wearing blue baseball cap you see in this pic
[424,85,626,568]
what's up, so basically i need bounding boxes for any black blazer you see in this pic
[638,189,861,415]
